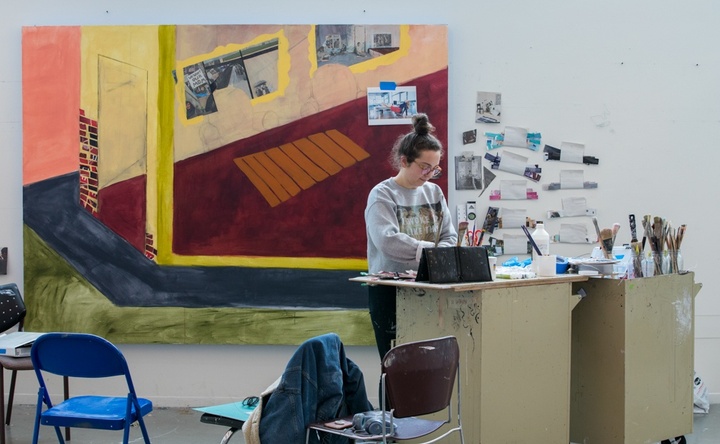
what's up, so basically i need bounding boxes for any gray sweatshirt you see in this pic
[365,178,457,274]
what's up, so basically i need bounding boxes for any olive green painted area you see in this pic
[23,225,374,345]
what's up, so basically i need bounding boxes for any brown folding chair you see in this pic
[0,283,69,444]
[306,335,464,444]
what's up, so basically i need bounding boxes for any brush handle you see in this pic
[629,214,637,242]
[521,225,543,256]
[457,222,468,247]
[434,213,444,247]
[601,238,614,259]
[592,217,602,242]
[599,228,614,259]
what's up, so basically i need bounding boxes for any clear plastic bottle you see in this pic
[662,250,671,274]
[676,249,684,272]
[531,222,550,271]
[668,249,684,273]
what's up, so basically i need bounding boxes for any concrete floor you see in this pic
[687,408,720,444]
[2,404,718,443]
[3,405,235,444]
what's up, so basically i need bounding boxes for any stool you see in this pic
[200,412,245,444]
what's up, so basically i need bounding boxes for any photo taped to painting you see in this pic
[367,86,417,126]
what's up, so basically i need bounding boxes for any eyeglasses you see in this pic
[242,396,259,408]
[414,161,442,178]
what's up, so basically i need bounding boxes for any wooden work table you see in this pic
[351,274,588,444]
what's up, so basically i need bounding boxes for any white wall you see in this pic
[2,0,719,407]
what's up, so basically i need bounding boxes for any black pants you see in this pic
[368,285,396,360]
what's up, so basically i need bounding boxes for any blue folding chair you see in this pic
[30,333,153,444]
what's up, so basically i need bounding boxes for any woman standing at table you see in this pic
[364,113,457,359]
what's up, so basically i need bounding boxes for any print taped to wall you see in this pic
[21,24,449,345]
[367,86,418,125]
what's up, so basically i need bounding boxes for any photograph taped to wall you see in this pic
[367,86,417,125]
[476,91,502,123]
[0,247,6,275]
[462,129,477,144]
[455,155,495,191]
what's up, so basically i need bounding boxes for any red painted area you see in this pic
[97,175,147,253]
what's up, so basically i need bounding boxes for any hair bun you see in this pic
[412,113,434,136]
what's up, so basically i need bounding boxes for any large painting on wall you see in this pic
[21,24,449,345]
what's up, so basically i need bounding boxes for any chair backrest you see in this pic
[381,336,459,418]
[0,283,27,333]
[31,333,132,381]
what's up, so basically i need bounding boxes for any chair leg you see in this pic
[6,371,70,442]
[52,426,65,444]
[6,370,17,426]
[6,371,70,441]
[221,427,239,444]
[1,368,6,444]
[63,376,70,441]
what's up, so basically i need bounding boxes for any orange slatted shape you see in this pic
[233,130,370,207]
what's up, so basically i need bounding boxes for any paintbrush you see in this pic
[611,222,621,247]
[641,214,652,251]
[628,214,642,276]
[457,221,468,247]
[676,224,686,249]
[653,216,664,247]
[599,228,613,259]
[629,214,638,242]
[434,212,444,247]
[666,226,679,272]
[649,216,666,275]
[591,217,602,243]
[631,241,643,277]
[674,224,686,272]
[521,225,543,256]
[666,227,676,252]
[475,230,485,246]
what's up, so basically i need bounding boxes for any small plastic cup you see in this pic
[535,255,557,277]
[488,256,497,280]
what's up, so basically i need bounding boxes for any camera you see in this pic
[352,411,395,435]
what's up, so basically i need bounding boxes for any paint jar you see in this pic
[667,249,683,273]
[631,249,643,278]
[488,256,497,280]
[535,254,557,277]
[653,251,664,276]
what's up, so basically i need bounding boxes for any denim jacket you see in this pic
[258,333,373,444]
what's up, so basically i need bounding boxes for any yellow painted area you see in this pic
[307,26,317,78]
[156,25,176,265]
[80,26,160,188]
[168,254,367,271]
